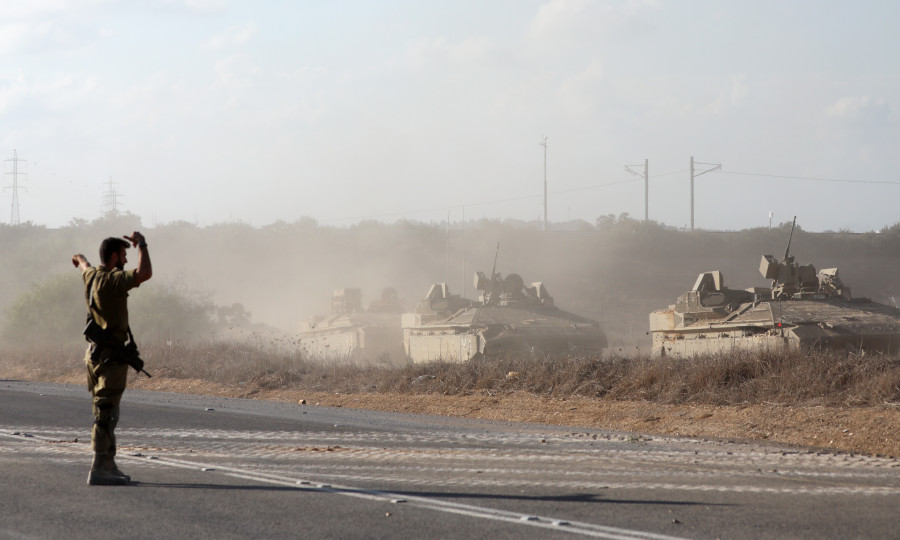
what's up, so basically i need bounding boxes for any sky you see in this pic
[2,0,899,232]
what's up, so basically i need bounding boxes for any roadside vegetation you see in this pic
[3,339,899,409]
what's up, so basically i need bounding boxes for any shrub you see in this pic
[1,273,220,347]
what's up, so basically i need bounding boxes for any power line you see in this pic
[624,159,648,221]
[321,162,898,226]
[651,168,688,178]
[552,178,640,195]
[318,165,900,226]
[691,156,721,231]
[320,177,644,224]
[721,170,900,185]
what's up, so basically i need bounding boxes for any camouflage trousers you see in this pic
[84,345,129,455]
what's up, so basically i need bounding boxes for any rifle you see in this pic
[83,319,152,378]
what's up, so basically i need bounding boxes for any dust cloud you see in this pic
[2,215,900,349]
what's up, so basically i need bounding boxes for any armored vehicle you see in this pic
[649,218,900,357]
[403,246,607,363]
[299,287,406,364]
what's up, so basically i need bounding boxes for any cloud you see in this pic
[557,59,605,115]
[0,16,108,58]
[6,0,223,19]
[825,96,891,124]
[32,72,80,110]
[215,53,252,87]
[404,36,495,70]
[2,0,114,19]
[0,70,28,114]
[0,22,31,56]
[212,53,262,109]
[624,0,660,13]
[202,21,258,50]
[690,74,750,116]
[730,74,748,106]
[108,74,169,110]
[530,0,593,39]
[0,20,74,57]
[156,0,226,14]
[529,0,658,43]
[0,69,101,116]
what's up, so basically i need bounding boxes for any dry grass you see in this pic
[7,340,899,408]
[6,340,900,456]
[380,350,900,407]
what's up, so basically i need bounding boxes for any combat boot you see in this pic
[87,452,130,486]
[107,454,131,483]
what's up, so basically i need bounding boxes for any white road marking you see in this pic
[135,454,691,540]
[3,426,900,497]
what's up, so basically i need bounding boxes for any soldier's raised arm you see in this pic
[72,254,91,272]
[124,231,152,285]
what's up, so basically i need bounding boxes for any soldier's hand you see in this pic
[124,231,146,247]
[72,254,90,270]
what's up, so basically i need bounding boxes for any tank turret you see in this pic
[473,270,554,308]
[402,243,605,362]
[649,217,900,357]
[299,287,406,364]
[367,287,404,314]
[330,288,363,315]
[758,217,852,301]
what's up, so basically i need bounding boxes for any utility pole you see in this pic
[4,149,27,225]
[445,209,450,285]
[625,158,649,221]
[102,177,124,217]
[540,136,548,231]
[461,205,466,299]
[689,156,721,231]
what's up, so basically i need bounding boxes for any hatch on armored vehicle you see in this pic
[402,244,607,363]
[649,218,900,357]
[299,287,406,364]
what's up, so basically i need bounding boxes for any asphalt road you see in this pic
[2,380,899,540]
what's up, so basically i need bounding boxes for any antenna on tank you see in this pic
[491,241,500,279]
[782,216,797,262]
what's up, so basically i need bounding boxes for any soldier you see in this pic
[72,231,152,485]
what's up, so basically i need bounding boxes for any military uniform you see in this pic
[82,265,139,480]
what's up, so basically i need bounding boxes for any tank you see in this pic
[402,245,607,363]
[299,287,406,364]
[649,218,900,357]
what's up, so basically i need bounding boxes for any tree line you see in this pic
[3,213,900,349]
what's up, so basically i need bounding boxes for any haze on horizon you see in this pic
[2,0,899,233]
